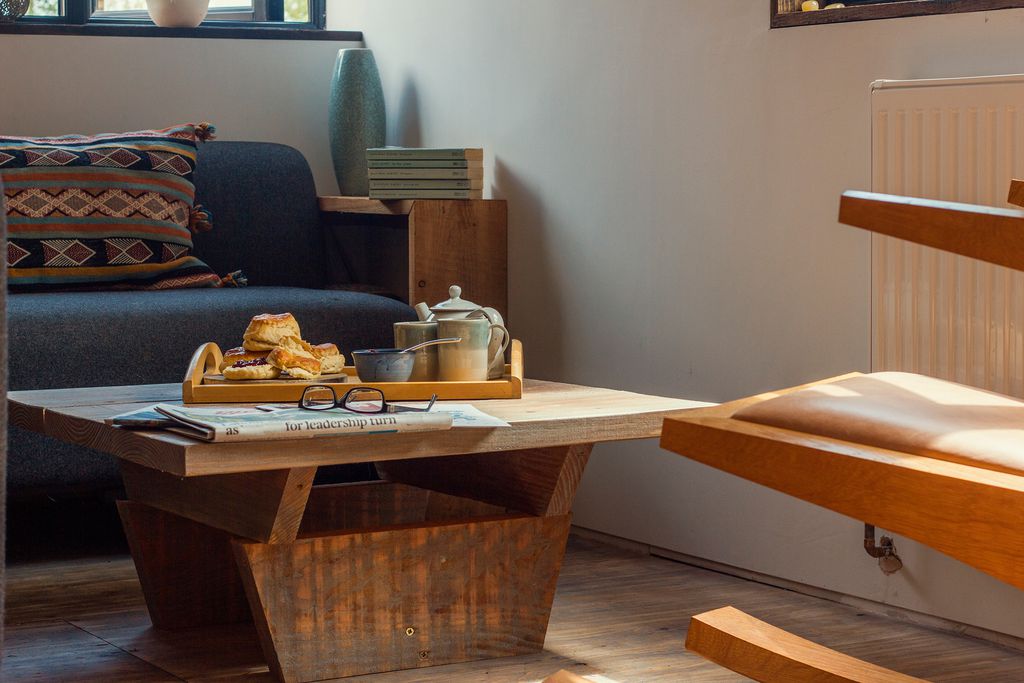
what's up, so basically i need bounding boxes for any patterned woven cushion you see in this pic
[0,123,221,292]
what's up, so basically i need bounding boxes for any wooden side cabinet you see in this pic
[319,196,508,316]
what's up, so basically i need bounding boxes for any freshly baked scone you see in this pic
[311,342,340,358]
[283,365,320,380]
[223,358,282,380]
[311,342,346,374]
[219,346,270,372]
[277,335,315,355]
[242,313,301,351]
[319,356,345,374]
[267,345,322,379]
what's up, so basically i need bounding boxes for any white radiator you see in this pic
[872,75,1024,396]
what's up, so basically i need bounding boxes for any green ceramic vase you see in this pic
[328,48,385,196]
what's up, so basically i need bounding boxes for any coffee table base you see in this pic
[119,500,252,630]
[236,511,570,681]
[118,446,592,682]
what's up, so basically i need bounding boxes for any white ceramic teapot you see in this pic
[416,285,507,379]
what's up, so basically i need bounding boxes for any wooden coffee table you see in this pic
[9,380,705,682]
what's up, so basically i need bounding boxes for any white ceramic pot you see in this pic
[146,0,210,27]
[419,285,509,379]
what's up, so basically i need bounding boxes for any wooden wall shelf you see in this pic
[319,196,508,317]
[319,196,418,216]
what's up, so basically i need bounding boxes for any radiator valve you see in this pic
[864,524,903,575]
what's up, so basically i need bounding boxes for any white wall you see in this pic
[330,0,1024,637]
[0,35,360,192]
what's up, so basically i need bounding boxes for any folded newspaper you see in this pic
[111,404,453,443]
[109,402,510,443]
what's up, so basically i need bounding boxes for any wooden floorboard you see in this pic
[2,621,177,682]
[6,535,1024,682]
[4,556,143,627]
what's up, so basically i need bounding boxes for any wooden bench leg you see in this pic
[686,606,928,682]
[233,490,571,682]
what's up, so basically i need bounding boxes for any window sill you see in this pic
[0,21,361,40]
[772,0,1024,28]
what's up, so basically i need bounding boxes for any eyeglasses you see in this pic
[299,385,437,414]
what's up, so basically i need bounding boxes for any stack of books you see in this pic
[367,147,484,199]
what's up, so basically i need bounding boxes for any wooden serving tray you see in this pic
[181,340,524,404]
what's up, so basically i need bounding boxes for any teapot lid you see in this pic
[430,285,481,312]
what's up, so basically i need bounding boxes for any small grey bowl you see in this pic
[351,349,415,382]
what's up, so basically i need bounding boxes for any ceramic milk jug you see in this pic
[416,285,507,379]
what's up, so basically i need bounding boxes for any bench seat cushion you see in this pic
[735,371,1024,476]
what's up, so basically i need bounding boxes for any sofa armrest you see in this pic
[192,142,328,288]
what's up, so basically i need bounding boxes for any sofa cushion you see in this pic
[1,123,220,292]
[9,287,416,390]
[8,287,415,492]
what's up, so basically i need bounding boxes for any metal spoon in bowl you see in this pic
[351,338,463,382]
[355,338,463,354]
[401,337,461,352]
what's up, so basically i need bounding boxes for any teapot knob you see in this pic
[449,285,462,300]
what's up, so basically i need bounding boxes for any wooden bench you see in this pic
[665,183,1024,680]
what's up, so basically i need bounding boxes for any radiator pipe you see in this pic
[863,524,903,575]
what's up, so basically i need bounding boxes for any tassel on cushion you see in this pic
[189,204,213,233]
[217,270,248,288]
[195,122,217,142]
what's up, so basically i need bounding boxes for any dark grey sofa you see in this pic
[8,142,416,494]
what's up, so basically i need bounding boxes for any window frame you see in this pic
[1,0,362,38]
[771,0,1024,28]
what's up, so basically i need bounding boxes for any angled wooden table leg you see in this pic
[118,501,252,629]
[120,461,316,543]
[375,443,594,516]
[231,445,593,682]
[235,510,571,682]
[118,463,316,631]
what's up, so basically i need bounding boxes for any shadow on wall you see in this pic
[492,159,566,381]
[385,80,568,381]
[391,77,422,147]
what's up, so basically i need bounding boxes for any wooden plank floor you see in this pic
[6,535,1024,682]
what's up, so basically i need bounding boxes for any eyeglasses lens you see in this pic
[301,386,337,410]
[343,388,386,413]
